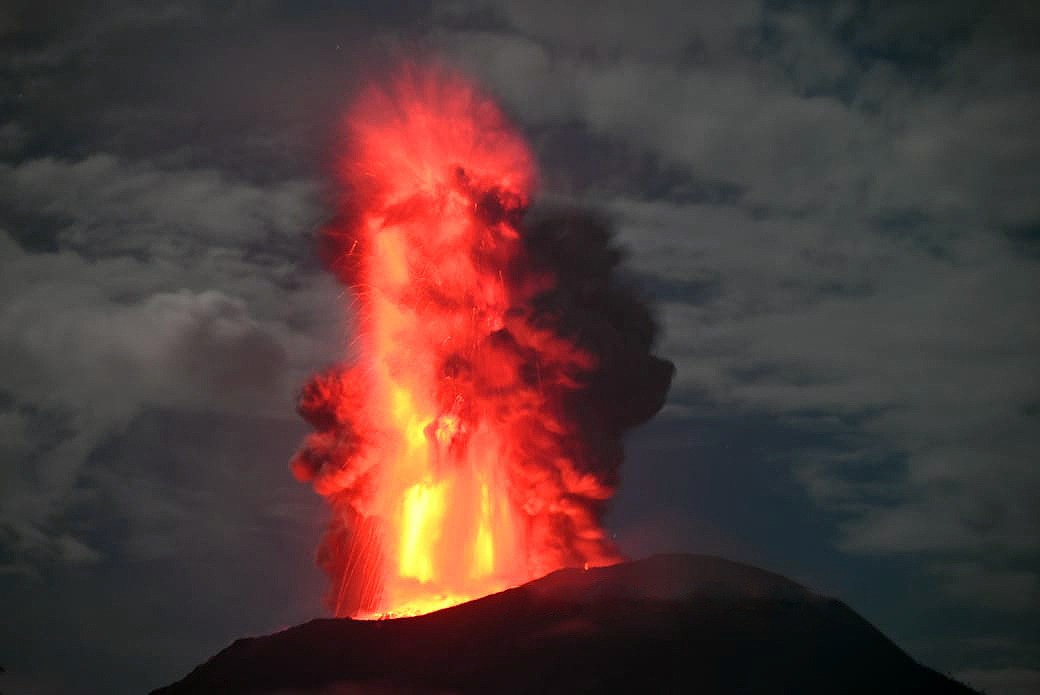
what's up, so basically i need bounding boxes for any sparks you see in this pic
[291,64,672,618]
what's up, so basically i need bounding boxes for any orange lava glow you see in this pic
[291,65,625,618]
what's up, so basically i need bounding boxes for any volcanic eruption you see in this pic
[290,64,674,618]
[156,60,978,695]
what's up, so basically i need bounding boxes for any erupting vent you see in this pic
[291,64,673,618]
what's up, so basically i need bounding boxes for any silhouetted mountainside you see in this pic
[154,554,976,694]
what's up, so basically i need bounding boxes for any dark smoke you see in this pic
[293,198,674,614]
[519,206,675,430]
[502,204,675,502]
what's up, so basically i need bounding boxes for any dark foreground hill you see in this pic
[154,554,976,694]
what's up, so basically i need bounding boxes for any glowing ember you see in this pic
[291,64,673,618]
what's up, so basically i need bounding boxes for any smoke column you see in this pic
[291,64,674,618]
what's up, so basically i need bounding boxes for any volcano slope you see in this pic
[153,554,976,694]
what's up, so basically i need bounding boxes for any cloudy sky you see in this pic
[1,1,1037,693]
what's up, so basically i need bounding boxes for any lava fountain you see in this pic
[291,64,674,618]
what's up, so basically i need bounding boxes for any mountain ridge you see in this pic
[154,554,977,694]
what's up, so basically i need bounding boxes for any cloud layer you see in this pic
[1,1,1037,692]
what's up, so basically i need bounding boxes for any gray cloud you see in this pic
[424,9,1040,672]
[1,0,1037,689]
[1,409,327,694]
[937,562,1040,613]
[1,154,321,260]
[956,667,1040,695]
[0,151,341,572]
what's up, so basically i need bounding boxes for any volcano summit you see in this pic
[154,554,976,695]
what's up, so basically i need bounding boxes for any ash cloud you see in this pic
[291,99,674,610]
[293,198,675,613]
[518,206,675,432]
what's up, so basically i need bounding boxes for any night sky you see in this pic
[1,2,1038,694]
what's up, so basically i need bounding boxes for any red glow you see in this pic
[291,65,620,618]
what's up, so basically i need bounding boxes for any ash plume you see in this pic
[289,64,673,616]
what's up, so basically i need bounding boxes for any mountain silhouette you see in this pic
[153,554,976,694]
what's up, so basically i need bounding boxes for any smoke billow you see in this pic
[290,64,673,617]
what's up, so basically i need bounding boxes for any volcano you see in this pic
[153,554,976,694]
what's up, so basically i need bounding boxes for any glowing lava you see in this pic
[291,64,672,618]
